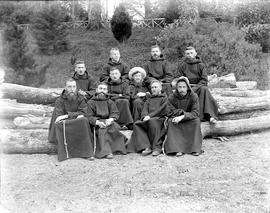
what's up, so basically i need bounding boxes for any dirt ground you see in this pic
[1,130,270,213]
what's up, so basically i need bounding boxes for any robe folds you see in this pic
[176,56,218,120]
[72,71,96,100]
[164,88,202,154]
[127,93,167,153]
[87,94,127,158]
[107,78,133,126]
[129,80,150,122]
[48,91,94,161]
[144,55,173,95]
[55,117,94,161]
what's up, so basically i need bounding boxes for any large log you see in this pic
[208,73,237,88]
[0,83,62,104]
[0,80,258,105]
[1,114,270,154]
[0,99,54,118]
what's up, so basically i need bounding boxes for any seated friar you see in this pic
[164,76,203,157]
[86,82,127,159]
[128,66,151,122]
[48,78,94,161]
[106,67,133,129]
[174,46,218,123]
[127,80,167,157]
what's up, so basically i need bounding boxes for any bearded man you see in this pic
[48,78,94,161]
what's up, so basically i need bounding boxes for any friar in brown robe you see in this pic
[164,76,203,157]
[86,82,127,159]
[144,45,173,95]
[72,60,96,100]
[174,46,218,123]
[100,47,130,83]
[127,80,167,157]
[48,78,94,161]
[129,67,150,122]
[106,67,133,129]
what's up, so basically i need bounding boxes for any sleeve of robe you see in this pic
[99,65,110,82]
[148,97,168,118]
[121,61,130,82]
[67,97,87,119]
[86,100,98,126]
[162,60,173,83]
[167,97,184,118]
[182,93,200,121]
[197,63,208,86]
[108,100,120,120]
[54,98,66,118]
[84,77,97,99]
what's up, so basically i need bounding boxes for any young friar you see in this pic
[72,60,96,100]
[129,67,151,122]
[144,45,173,95]
[127,80,168,157]
[106,67,134,129]
[174,46,218,123]
[164,76,203,157]
[100,47,130,83]
[48,78,94,161]
[86,82,127,159]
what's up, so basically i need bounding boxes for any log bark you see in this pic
[1,114,270,154]
[0,99,54,118]
[208,73,237,88]
[0,80,258,105]
[0,83,62,104]
[211,89,270,98]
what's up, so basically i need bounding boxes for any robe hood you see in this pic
[183,56,202,64]
[72,71,90,80]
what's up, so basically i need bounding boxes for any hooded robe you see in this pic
[164,77,203,154]
[100,58,130,82]
[127,93,167,153]
[129,80,150,122]
[144,55,173,95]
[176,56,218,120]
[87,93,127,158]
[72,71,96,100]
[48,90,94,161]
[107,78,133,127]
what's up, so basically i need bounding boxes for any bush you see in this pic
[156,20,264,83]
[3,23,47,87]
[236,2,270,27]
[111,4,132,43]
[32,6,69,55]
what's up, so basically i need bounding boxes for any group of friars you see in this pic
[48,45,219,161]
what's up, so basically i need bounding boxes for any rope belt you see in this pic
[63,120,69,159]
[161,116,169,156]
[93,127,96,156]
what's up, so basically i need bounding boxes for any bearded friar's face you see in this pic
[185,49,197,59]
[96,84,108,94]
[66,81,77,100]
[177,81,188,96]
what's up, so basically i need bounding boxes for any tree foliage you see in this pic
[111,4,132,43]
[157,20,265,84]
[32,6,69,55]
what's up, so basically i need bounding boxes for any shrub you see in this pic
[3,23,47,87]
[32,6,69,55]
[111,4,132,43]
[156,20,264,83]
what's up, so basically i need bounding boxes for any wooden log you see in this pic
[0,83,62,104]
[208,73,237,88]
[211,89,270,98]
[1,114,270,154]
[216,96,270,114]
[219,110,270,120]
[236,81,257,90]
[0,99,54,118]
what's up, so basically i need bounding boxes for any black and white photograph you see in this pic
[0,0,270,212]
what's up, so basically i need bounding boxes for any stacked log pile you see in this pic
[1,74,270,154]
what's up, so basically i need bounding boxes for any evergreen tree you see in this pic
[4,22,47,87]
[111,4,132,43]
[32,6,69,55]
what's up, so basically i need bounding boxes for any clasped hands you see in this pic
[95,118,114,128]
